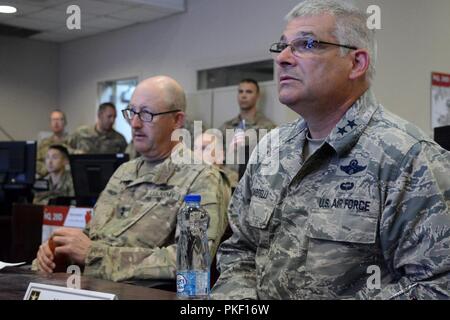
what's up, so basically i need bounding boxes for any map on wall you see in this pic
[431,72,450,129]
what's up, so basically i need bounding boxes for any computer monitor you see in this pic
[434,126,450,151]
[0,141,37,214]
[69,153,129,206]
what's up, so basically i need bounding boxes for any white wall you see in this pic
[58,0,450,136]
[0,36,59,141]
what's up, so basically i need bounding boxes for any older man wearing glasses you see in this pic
[212,0,450,300]
[35,76,231,283]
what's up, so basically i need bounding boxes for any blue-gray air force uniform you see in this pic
[212,90,450,300]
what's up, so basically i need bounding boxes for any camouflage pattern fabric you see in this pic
[219,111,276,135]
[33,170,75,205]
[68,125,127,154]
[83,143,231,282]
[212,90,450,300]
[36,134,70,178]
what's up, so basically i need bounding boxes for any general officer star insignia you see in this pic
[337,127,347,136]
[347,120,357,129]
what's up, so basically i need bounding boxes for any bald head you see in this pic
[133,76,186,112]
[128,76,186,161]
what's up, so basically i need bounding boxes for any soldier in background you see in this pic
[33,145,74,205]
[68,102,127,154]
[34,76,230,282]
[212,0,450,300]
[36,110,70,178]
[219,79,276,181]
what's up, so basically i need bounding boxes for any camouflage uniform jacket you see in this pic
[68,125,127,154]
[83,143,231,282]
[212,90,450,300]
[36,134,70,178]
[33,170,75,205]
[219,111,276,134]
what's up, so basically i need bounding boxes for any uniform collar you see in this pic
[92,124,115,137]
[325,89,379,157]
[230,111,265,126]
[122,143,191,186]
[277,90,378,179]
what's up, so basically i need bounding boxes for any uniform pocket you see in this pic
[89,202,115,235]
[306,208,378,244]
[246,196,275,229]
[112,202,158,237]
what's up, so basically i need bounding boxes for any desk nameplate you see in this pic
[24,282,117,300]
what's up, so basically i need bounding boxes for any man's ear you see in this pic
[349,49,370,80]
[174,111,186,129]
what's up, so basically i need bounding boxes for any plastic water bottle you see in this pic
[176,194,211,299]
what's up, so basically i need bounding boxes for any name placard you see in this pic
[24,282,117,300]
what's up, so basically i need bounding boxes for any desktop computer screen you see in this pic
[0,141,37,214]
[69,153,129,206]
[434,126,450,151]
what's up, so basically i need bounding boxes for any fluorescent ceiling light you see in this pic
[0,5,17,14]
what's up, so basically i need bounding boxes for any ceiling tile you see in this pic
[3,0,187,43]
[1,16,60,31]
[0,2,44,16]
[52,0,132,16]
[108,6,170,22]
[83,16,133,30]
[8,0,72,8]
[29,8,95,24]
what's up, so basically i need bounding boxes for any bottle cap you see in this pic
[184,194,201,202]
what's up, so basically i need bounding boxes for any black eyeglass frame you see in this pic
[269,38,358,55]
[121,108,181,123]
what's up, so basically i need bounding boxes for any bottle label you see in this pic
[176,271,210,297]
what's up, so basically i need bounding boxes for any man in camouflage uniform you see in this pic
[36,110,70,178]
[219,79,276,187]
[35,76,230,282]
[33,145,74,205]
[212,0,450,300]
[68,102,127,154]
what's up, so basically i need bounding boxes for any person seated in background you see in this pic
[34,75,230,283]
[193,131,239,188]
[68,102,127,154]
[33,145,74,205]
[36,110,70,178]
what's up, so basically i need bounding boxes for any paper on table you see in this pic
[0,261,26,270]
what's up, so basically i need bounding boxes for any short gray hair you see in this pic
[286,0,377,83]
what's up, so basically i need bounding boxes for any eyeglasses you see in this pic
[269,38,357,57]
[121,108,181,123]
